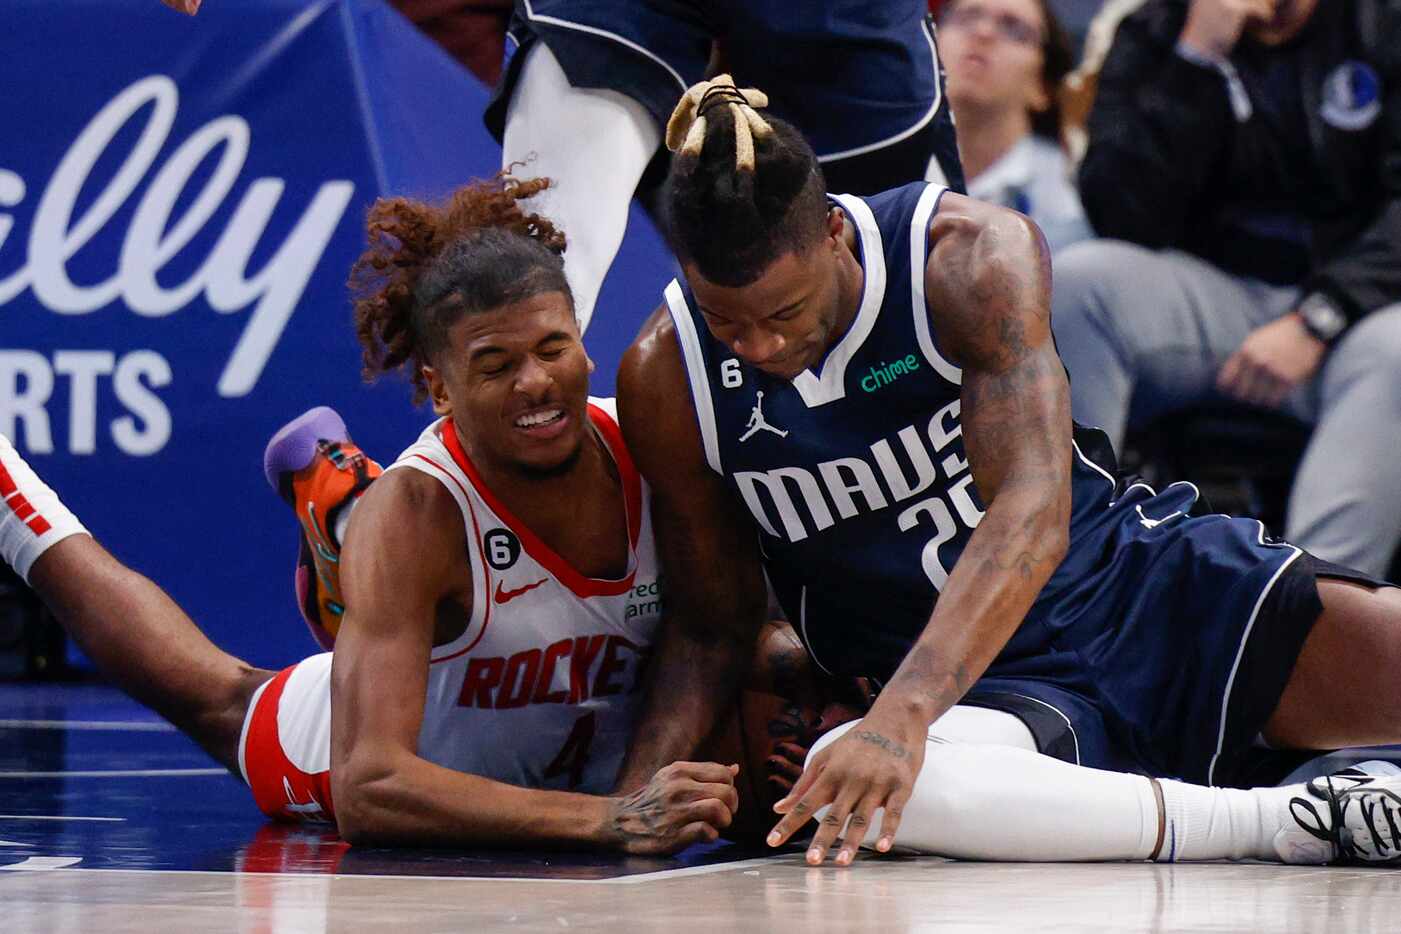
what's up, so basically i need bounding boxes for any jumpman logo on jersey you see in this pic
[739,391,788,442]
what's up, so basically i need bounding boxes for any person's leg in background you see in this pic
[1286,304,1401,577]
[1050,240,1291,450]
[500,42,662,332]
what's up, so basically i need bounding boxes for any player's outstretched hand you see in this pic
[160,0,203,15]
[606,761,740,855]
[767,708,926,866]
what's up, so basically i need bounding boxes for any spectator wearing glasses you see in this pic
[938,0,1092,253]
[1052,0,1401,577]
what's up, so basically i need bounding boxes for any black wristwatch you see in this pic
[1296,292,1348,345]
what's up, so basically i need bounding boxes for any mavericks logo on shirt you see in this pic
[1320,61,1382,132]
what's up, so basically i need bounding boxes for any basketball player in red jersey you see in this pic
[0,177,764,852]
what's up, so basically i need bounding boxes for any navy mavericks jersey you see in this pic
[666,182,1126,680]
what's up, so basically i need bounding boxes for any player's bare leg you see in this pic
[0,436,272,774]
[1265,579,1401,749]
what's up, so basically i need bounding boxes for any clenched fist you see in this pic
[605,761,740,855]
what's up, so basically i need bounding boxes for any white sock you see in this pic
[811,721,1317,863]
[501,43,662,333]
[1157,779,1327,864]
[0,436,89,583]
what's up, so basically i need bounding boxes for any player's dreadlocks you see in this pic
[663,75,830,288]
[350,174,570,403]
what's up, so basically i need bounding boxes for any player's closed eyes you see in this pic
[942,5,1042,48]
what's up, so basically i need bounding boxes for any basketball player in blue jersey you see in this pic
[612,79,1401,866]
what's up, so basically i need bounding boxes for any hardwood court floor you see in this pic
[2,683,1394,933]
[7,858,1396,933]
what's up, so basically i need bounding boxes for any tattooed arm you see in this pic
[769,196,1071,865]
[611,306,772,793]
[884,195,1071,731]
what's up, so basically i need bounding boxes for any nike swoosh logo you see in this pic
[494,578,549,604]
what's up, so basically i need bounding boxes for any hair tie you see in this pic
[666,75,773,172]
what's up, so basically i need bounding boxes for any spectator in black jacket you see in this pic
[1052,0,1401,577]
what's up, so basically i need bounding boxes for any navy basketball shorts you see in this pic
[484,0,966,195]
[962,481,1391,789]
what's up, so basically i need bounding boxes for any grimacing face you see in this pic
[423,291,593,476]
[686,209,854,381]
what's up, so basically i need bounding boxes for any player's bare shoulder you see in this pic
[927,192,1048,279]
[340,462,474,643]
[924,192,1053,368]
[349,465,461,537]
[619,304,684,398]
[617,304,705,475]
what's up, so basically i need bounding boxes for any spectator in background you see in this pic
[938,0,1092,252]
[1052,0,1401,577]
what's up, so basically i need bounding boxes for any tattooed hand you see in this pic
[767,698,927,865]
[606,761,740,854]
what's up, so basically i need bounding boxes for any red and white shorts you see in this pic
[238,652,337,823]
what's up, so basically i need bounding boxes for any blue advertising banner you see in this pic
[2,0,673,666]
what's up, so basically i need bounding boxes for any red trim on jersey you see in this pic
[0,463,53,536]
[588,404,643,546]
[409,452,494,665]
[243,665,336,824]
[439,408,640,598]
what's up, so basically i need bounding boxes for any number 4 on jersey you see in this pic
[544,711,596,789]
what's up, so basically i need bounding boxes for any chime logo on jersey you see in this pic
[860,354,922,393]
[733,398,984,546]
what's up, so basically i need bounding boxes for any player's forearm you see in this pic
[882,483,1069,725]
[334,749,613,849]
[612,616,752,793]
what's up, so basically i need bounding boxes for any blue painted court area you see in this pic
[0,682,765,880]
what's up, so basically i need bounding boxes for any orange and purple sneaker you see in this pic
[263,407,381,650]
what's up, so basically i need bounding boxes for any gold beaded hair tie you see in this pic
[666,75,773,172]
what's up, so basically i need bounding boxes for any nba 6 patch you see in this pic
[1320,61,1381,132]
